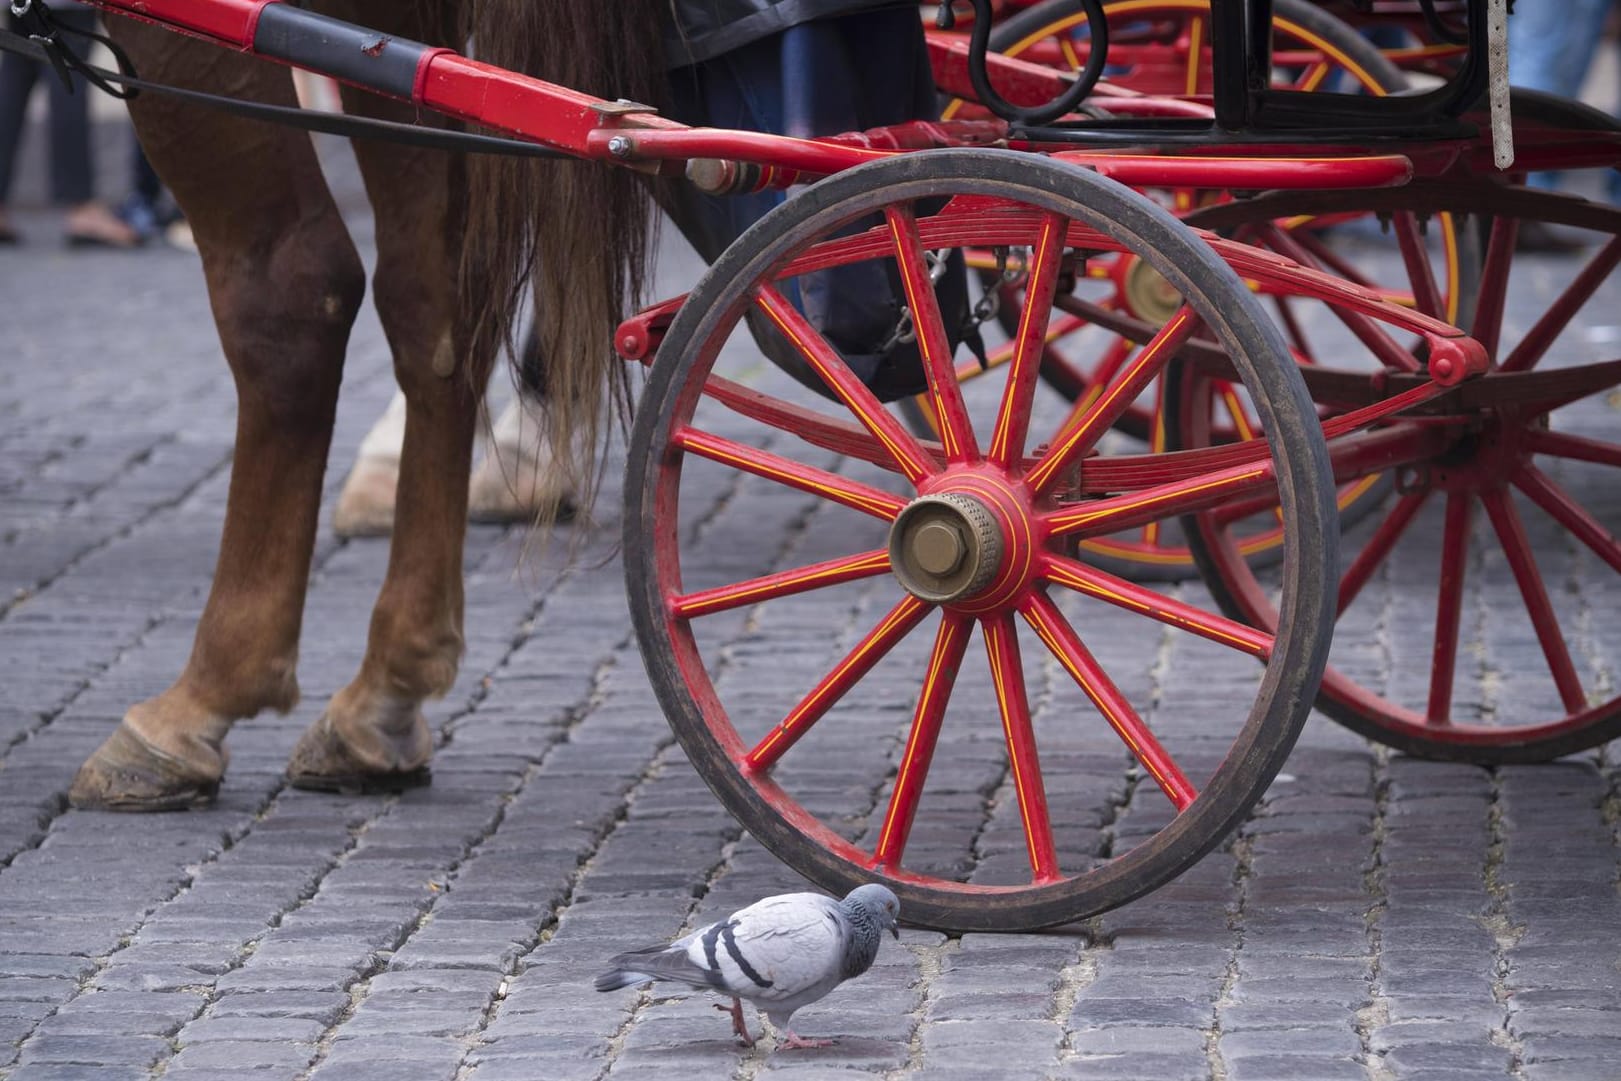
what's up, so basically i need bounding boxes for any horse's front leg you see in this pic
[70,24,364,809]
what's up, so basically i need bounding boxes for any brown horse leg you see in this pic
[69,26,365,809]
[284,0,482,790]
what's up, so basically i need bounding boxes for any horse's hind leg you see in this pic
[69,26,364,809]
[284,0,484,790]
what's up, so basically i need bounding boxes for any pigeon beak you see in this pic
[889,921,900,940]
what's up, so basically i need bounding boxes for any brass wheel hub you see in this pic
[889,493,1005,603]
[1122,256,1185,324]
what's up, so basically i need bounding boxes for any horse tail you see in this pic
[460,0,667,523]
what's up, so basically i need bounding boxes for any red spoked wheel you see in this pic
[623,149,1338,930]
[1177,181,1621,763]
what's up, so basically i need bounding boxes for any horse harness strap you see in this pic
[0,0,569,160]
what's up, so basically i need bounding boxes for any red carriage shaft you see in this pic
[89,0,1423,196]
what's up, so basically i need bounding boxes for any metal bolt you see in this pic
[607,136,633,158]
[914,520,967,577]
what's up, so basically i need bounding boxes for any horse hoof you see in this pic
[285,715,432,794]
[467,453,575,525]
[68,723,222,812]
[332,459,398,538]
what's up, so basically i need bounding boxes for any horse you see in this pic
[68,0,667,809]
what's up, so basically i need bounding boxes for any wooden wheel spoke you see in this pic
[672,549,891,620]
[1501,236,1621,373]
[982,614,1059,883]
[1182,16,1204,96]
[1027,306,1198,492]
[1273,294,1314,359]
[885,205,979,464]
[1020,593,1196,810]
[1289,59,1334,93]
[756,284,936,484]
[1479,488,1586,713]
[1048,454,1275,539]
[1338,489,1430,615]
[1045,553,1273,658]
[873,612,973,870]
[1514,463,1621,574]
[746,596,931,772]
[674,426,907,520]
[1392,211,1446,320]
[1525,429,1621,469]
[1469,215,1518,359]
[989,212,1069,468]
[1426,491,1474,725]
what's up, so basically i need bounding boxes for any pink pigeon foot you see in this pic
[715,999,755,1047]
[779,1031,835,1050]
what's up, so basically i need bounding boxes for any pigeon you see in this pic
[594,883,901,1049]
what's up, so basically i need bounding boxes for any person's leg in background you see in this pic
[0,14,43,243]
[43,6,141,246]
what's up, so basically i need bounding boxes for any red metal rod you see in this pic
[1254,222,1423,373]
[1019,593,1196,811]
[670,549,892,620]
[756,286,937,486]
[673,427,906,520]
[982,613,1060,884]
[1044,552,1273,659]
[746,596,932,773]
[1047,455,1275,539]
[1479,488,1586,714]
[1426,491,1474,726]
[91,0,270,48]
[989,213,1069,471]
[885,205,979,464]
[873,613,972,871]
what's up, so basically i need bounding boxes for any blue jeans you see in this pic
[663,7,963,400]
[1508,0,1617,194]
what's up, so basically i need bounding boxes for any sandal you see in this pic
[63,201,142,249]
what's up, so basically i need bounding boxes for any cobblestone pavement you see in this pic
[3,136,1621,1081]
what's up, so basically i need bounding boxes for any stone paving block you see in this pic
[14,1033,171,1068]
[1218,1026,1361,1060]
[1518,1034,1621,1063]
[5,1066,156,1081]
[1220,1055,1366,1081]
[1377,1041,1514,1074]
[176,1015,328,1044]
[1054,1053,1210,1080]
[1072,1024,1207,1057]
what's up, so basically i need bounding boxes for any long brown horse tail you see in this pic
[460,0,668,525]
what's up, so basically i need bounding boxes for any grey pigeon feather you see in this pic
[595,883,900,1048]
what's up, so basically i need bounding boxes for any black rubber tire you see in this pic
[624,148,1339,930]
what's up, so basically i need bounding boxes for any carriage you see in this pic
[26,0,1621,932]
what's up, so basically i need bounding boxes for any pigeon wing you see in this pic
[715,893,848,1008]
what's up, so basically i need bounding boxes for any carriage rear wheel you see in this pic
[624,149,1337,930]
[1176,176,1621,764]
